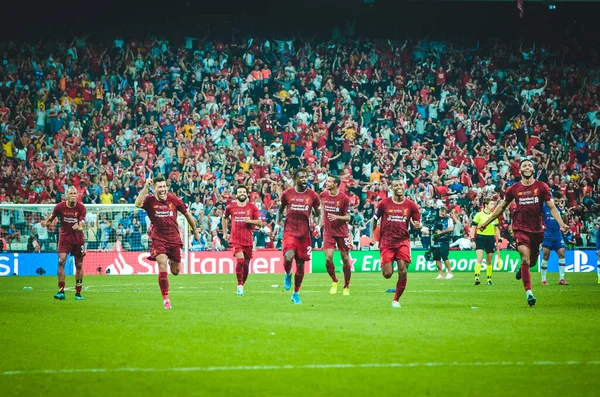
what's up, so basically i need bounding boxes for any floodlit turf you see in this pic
[1,272,599,397]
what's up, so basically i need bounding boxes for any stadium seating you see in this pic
[0,35,598,251]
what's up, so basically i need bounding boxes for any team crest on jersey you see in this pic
[305,198,310,204]
[168,203,173,210]
[404,209,408,215]
[518,192,523,196]
[154,205,159,209]
[534,189,538,195]
[336,201,340,206]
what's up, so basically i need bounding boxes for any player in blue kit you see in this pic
[540,192,569,285]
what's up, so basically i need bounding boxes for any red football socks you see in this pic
[243,260,250,283]
[521,265,531,291]
[393,277,407,302]
[236,258,244,286]
[294,266,305,293]
[58,281,65,293]
[326,259,338,282]
[75,279,82,295]
[342,265,352,288]
[158,272,169,299]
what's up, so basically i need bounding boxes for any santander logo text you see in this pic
[83,251,289,275]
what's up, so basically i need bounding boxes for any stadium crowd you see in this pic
[0,34,599,251]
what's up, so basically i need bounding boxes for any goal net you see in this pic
[0,204,189,276]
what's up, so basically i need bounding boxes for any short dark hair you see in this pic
[154,175,166,184]
[519,158,535,169]
[482,198,494,206]
[329,175,341,186]
[236,185,249,195]
[293,167,309,180]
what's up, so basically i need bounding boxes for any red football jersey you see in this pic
[142,193,188,244]
[280,187,320,238]
[224,201,260,247]
[375,197,421,248]
[503,180,552,233]
[51,201,86,245]
[320,190,350,238]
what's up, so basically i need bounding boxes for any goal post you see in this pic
[0,203,189,276]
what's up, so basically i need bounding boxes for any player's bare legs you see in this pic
[156,254,171,309]
[325,248,339,294]
[340,250,351,295]
[169,260,180,275]
[54,253,68,300]
[517,245,536,306]
[74,257,84,300]
[234,251,245,296]
[381,260,407,308]
[435,260,444,278]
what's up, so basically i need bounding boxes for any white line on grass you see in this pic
[3,360,600,376]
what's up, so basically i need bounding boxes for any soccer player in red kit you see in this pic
[370,180,421,308]
[479,159,569,307]
[135,176,201,309]
[222,185,266,297]
[320,175,352,295]
[42,186,87,301]
[275,168,321,304]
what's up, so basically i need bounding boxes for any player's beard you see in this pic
[521,170,534,179]
[237,195,247,203]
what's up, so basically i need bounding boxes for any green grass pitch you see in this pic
[1,272,599,396]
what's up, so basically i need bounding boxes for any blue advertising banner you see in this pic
[0,253,74,276]
[542,250,598,273]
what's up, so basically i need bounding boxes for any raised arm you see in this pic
[135,177,153,208]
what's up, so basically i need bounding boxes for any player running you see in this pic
[135,176,201,309]
[371,180,421,308]
[222,185,265,297]
[470,198,500,286]
[540,192,569,285]
[42,186,87,301]
[478,159,569,307]
[275,168,321,304]
[320,175,352,296]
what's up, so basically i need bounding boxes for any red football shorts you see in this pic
[231,244,253,260]
[282,234,312,261]
[323,234,351,251]
[380,241,411,265]
[513,231,544,251]
[58,241,86,259]
[149,239,183,264]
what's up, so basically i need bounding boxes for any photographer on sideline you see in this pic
[433,206,454,279]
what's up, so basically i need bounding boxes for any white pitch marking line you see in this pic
[2,360,599,376]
